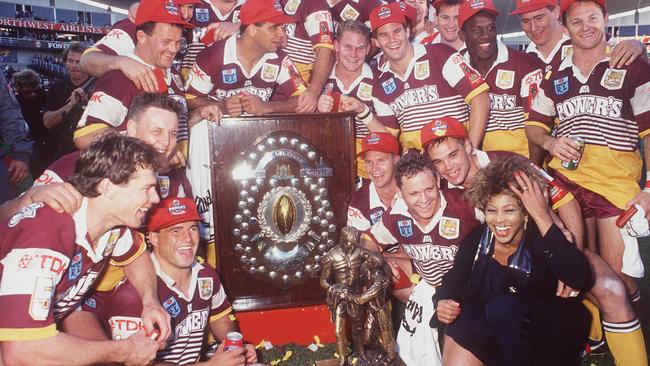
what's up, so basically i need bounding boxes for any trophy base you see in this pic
[346,349,401,366]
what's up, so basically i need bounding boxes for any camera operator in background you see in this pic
[42,42,92,160]
[12,69,47,177]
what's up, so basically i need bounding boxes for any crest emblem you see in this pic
[8,202,43,227]
[103,229,121,256]
[369,209,384,225]
[261,63,279,82]
[414,61,430,81]
[284,0,301,15]
[398,219,413,238]
[168,199,188,215]
[459,62,481,86]
[163,296,181,318]
[341,4,360,20]
[68,252,83,280]
[554,76,569,95]
[158,175,170,198]
[601,69,626,90]
[382,78,397,94]
[357,82,372,101]
[439,217,459,239]
[561,45,573,61]
[198,277,213,300]
[495,69,515,89]
[222,68,238,84]
[195,8,209,22]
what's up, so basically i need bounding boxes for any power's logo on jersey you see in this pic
[554,76,569,95]
[164,296,181,318]
[8,202,44,227]
[198,278,213,300]
[222,68,238,85]
[68,252,83,280]
[439,217,459,239]
[398,219,413,237]
[382,78,397,94]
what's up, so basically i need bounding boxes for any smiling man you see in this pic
[424,0,465,50]
[74,0,193,150]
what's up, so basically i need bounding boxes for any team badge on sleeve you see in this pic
[554,76,569,95]
[382,78,397,94]
[439,217,459,239]
[398,219,413,237]
[414,61,430,81]
[163,296,181,318]
[222,68,238,85]
[198,277,213,300]
[8,202,44,227]
[195,8,209,22]
[68,253,83,280]
[496,70,515,90]
[601,69,626,90]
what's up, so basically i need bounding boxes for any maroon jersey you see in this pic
[0,201,143,341]
[74,55,186,143]
[464,42,543,157]
[347,180,399,252]
[528,56,650,209]
[372,42,488,151]
[328,0,383,25]
[186,34,307,102]
[181,0,244,73]
[525,35,571,78]
[280,0,335,66]
[92,18,137,56]
[83,254,232,365]
[369,189,480,286]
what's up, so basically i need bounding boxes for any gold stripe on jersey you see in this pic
[483,129,529,158]
[94,264,125,292]
[110,235,147,267]
[465,83,489,104]
[0,325,58,341]
[73,123,108,140]
[525,120,552,133]
[83,47,101,55]
[549,144,642,209]
[209,306,233,322]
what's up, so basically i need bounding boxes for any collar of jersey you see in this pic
[72,197,113,263]
[331,63,373,94]
[369,180,396,210]
[390,191,448,233]
[526,34,570,65]
[462,40,509,77]
[126,53,172,86]
[206,0,244,21]
[151,252,203,301]
[558,52,610,84]
[224,34,277,79]
[386,42,426,82]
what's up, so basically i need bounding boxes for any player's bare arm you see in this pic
[296,47,335,113]
[0,182,82,222]
[466,90,489,148]
[80,51,159,93]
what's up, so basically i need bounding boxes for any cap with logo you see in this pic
[510,0,557,15]
[147,197,201,232]
[369,3,407,31]
[360,132,400,156]
[394,1,418,28]
[560,0,604,14]
[240,0,295,25]
[135,0,194,28]
[458,0,500,29]
[174,0,203,5]
[420,116,467,149]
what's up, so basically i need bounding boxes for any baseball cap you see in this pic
[359,132,400,156]
[135,0,194,28]
[560,0,605,14]
[175,0,202,5]
[147,197,201,232]
[369,3,407,32]
[458,0,500,29]
[420,117,467,149]
[510,0,557,15]
[395,1,418,28]
[240,0,295,25]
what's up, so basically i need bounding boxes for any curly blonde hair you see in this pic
[467,155,548,211]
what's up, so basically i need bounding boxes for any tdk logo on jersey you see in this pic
[382,78,397,94]
[68,252,83,280]
[554,76,569,95]
[222,68,238,84]
[163,296,181,318]
[398,219,413,237]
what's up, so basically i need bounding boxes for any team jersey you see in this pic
[372,42,489,151]
[83,254,232,365]
[181,0,244,75]
[347,179,396,232]
[327,0,383,26]
[369,189,480,286]
[527,56,650,209]
[280,0,335,67]
[463,41,543,157]
[186,34,307,102]
[0,199,144,341]
[74,54,187,143]
[89,18,137,57]
[526,34,571,78]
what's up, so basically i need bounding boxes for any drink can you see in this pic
[224,331,243,351]
[561,136,585,170]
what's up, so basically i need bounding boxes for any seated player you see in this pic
[0,134,169,365]
[79,197,257,365]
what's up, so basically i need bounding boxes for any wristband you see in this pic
[357,105,373,126]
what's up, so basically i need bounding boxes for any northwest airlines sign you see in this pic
[0,18,109,34]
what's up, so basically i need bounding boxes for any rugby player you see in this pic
[525,0,650,355]
[79,197,257,365]
[279,0,335,113]
[0,135,169,365]
[73,0,193,149]
[317,20,396,178]
[426,0,465,50]
[327,0,383,26]
[423,116,647,365]
[366,3,490,151]
[367,152,481,365]
[457,0,546,163]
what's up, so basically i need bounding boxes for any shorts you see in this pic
[551,171,622,219]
